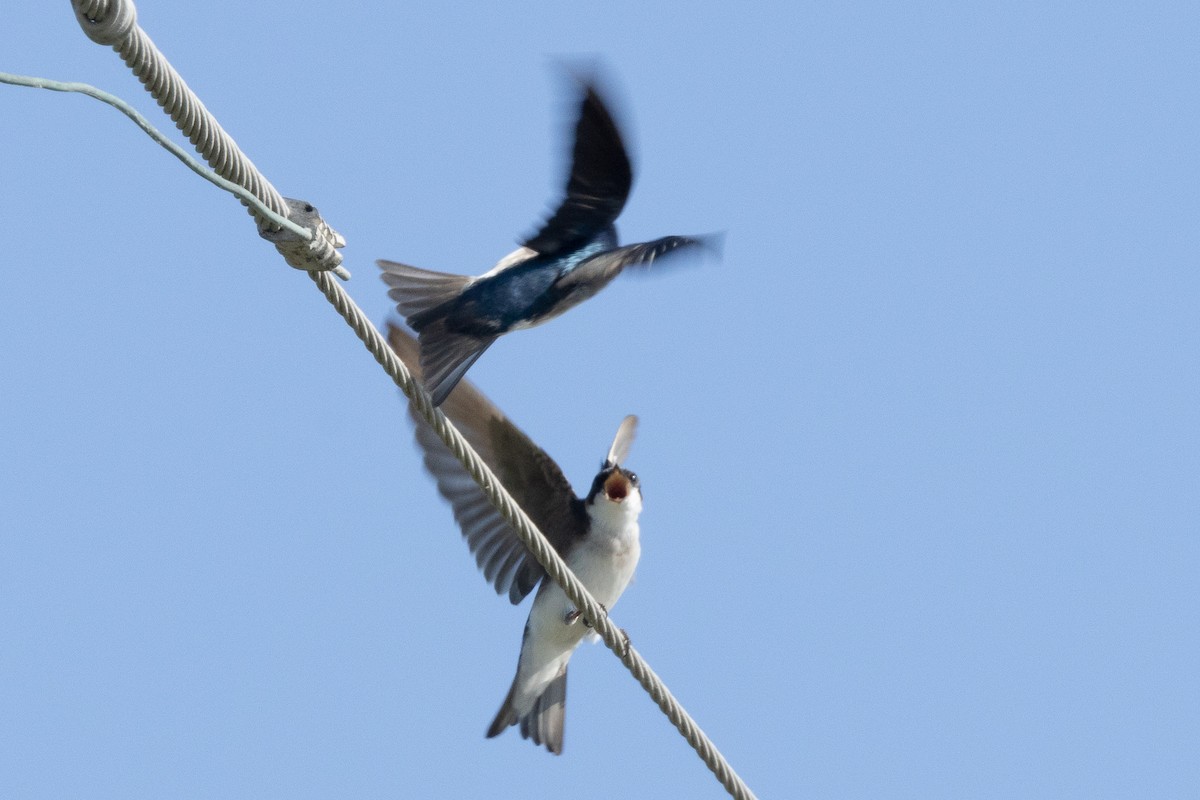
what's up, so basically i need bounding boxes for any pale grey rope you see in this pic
[71,0,348,278]
[61,2,758,797]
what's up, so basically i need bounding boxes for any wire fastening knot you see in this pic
[72,0,137,47]
[259,197,349,278]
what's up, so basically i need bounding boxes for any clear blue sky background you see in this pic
[3,2,1198,798]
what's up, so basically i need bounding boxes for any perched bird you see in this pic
[379,76,719,405]
[388,324,643,754]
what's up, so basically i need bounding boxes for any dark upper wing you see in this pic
[522,83,634,256]
[553,233,722,295]
[387,324,585,604]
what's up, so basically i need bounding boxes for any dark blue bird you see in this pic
[378,77,720,405]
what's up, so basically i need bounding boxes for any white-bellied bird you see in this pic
[388,324,643,754]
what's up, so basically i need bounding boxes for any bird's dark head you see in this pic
[589,463,640,505]
[586,414,642,516]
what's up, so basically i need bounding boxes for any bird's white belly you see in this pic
[511,528,641,712]
[567,534,640,611]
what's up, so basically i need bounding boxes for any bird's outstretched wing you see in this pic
[606,415,638,467]
[387,324,586,604]
[553,233,722,296]
[523,82,634,256]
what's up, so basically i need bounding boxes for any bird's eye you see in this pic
[628,472,639,485]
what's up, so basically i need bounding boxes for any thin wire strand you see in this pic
[71,0,349,279]
[0,68,351,281]
[56,1,758,797]
[1,71,311,244]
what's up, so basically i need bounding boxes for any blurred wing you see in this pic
[387,324,585,604]
[554,234,720,295]
[606,415,638,467]
[523,83,633,256]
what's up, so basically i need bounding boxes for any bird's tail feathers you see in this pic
[486,666,567,755]
[376,259,472,326]
[419,320,496,406]
[486,680,520,739]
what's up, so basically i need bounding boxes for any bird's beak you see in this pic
[604,471,631,502]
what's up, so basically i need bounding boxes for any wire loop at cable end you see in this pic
[72,0,137,46]
[259,197,350,280]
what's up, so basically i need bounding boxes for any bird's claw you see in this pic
[618,627,632,656]
[565,603,608,627]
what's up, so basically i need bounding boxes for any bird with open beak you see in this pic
[387,324,643,754]
[379,74,720,405]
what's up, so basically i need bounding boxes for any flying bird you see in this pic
[388,324,643,754]
[379,76,719,405]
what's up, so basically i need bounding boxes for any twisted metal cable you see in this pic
[61,1,757,796]
[73,0,284,217]
[71,0,346,276]
[0,72,312,243]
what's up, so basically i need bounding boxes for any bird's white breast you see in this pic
[526,488,642,645]
[571,492,642,609]
[511,489,643,711]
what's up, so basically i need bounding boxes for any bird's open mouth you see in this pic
[604,471,630,502]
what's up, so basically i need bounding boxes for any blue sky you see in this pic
[3,2,1199,798]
